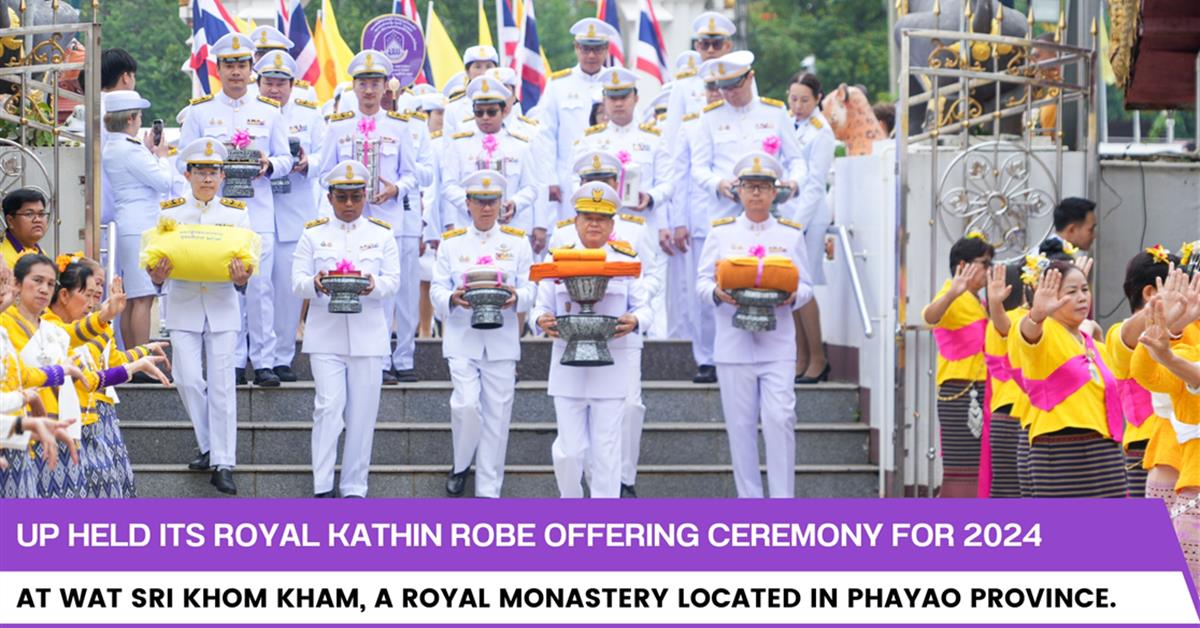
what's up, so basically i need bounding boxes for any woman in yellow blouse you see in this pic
[981,264,1026,497]
[922,235,992,497]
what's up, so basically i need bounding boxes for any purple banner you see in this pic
[361,14,425,88]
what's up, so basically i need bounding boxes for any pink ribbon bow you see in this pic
[357,117,376,136]
[481,134,499,158]
[231,129,252,150]
[762,135,781,156]
[334,258,357,274]
[748,244,767,287]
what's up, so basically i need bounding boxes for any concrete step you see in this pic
[120,421,872,467]
[114,381,861,425]
[131,463,880,498]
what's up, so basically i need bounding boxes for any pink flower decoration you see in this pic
[476,255,494,266]
[616,150,632,164]
[481,134,499,158]
[608,232,617,242]
[762,135,781,156]
[357,117,376,136]
[231,129,252,149]
[748,244,766,258]
[334,258,357,274]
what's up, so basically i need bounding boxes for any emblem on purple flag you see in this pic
[361,14,426,87]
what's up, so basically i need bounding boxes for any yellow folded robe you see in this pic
[140,219,261,283]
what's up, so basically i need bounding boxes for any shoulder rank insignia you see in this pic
[711,216,736,227]
[257,95,282,108]
[431,130,443,139]
[639,122,661,136]
[760,97,785,108]
[451,131,475,140]
[305,217,329,229]
[810,117,824,129]
[609,241,637,258]
[675,69,698,80]
[368,217,392,230]
[189,94,214,106]
[387,110,410,121]
[518,115,540,126]
[124,136,141,145]
[556,218,575,229]
[703,100,725,113]
[327,110,355,122]
[294,99,318,109]
[411,111,429,121]
[682,112,700,122]
[447,91,466,103]
[584,122,607,136]
[159,197,186,210]
[462,114,477,123]
[500,225,526,237]
[220,198,247,210]
[619,213,645,225]
[551,68,572,80]
[778,218,804,230]
[294,79,311,88]
[507,130,529,142]
[442,227,467,240]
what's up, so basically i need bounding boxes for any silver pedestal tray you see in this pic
[323,274,371,314]
[729,288,789,331]
[222,147,262,198]
[557,275,617,366]
[463,287,510,329]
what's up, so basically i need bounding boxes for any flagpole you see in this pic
[515,0,527,97]
[495,0,503,65]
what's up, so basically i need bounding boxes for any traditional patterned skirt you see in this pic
[1016,424,1033,498]
[0,447,37,497]
[97,402,136,497]
[31,436,88,497]
[937,379,983,498]
[988,410,1021,498]
[1124,440,1149,499]
[1174,491,1200,591]
[1028,428,1128,498]
[79,410,125,498]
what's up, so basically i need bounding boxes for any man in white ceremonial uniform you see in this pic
[547,153,661,498]
[149,139,254,495]
[661,13,735,153]
[248,26,319,103]
[442,76,540,236]
[533,182,652,499]
[292,161,400,498]
[392,100,435,380]
[318,51,426,385]
[443,45,500,138]
[179,32,294,388]
[690,51,804,384]
[432,171,534,498]
[418,93,447,283]
[696,152,813,498]
[482,67,551,255]
[531,18,617,225]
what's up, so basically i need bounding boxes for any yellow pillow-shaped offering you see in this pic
[140,219,261,283]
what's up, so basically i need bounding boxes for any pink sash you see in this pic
[1117,378,1154,429]
[932,318,986,361]
[978,352,1025,498]
[1023,334,1124,443]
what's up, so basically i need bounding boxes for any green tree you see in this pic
[95,0,192,121]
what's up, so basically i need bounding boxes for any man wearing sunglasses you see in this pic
[443,45,500,139]
[660,12,736,156]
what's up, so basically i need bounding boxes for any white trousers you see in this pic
[646,251,668,339]
[448,356,516,498]
[235,234,277,370]
[552,396,624,498]
[171,328,239,467]
[716,360,796,498]
[690,236,715,366]
[271,239,302,368]
[666,245,695,340]
[384,235,419,371]
[310,353,383,497]
[620,350,645,486]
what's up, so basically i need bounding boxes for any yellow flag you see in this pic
[426,1,463,88]
[478,0,494,48]
[236,16,256,34]
[313,0,355,102]
[1098,15,1116,85]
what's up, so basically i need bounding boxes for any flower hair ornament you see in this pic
[1180,241,1200,269]
[1021,253,1050,286]
[54,251,83,273]
[1061,240,1079,257]
[965,230,987,243]
[1146,244,1171,265]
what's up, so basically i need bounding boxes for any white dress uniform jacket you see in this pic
[317,109,420,229]
[531,66,606,211]
[103,135,174,299]
[568,121,673,232]
[441,127,540,234]
[790,111,836,285]
[158,195,251,334]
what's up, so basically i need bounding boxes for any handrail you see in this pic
[827,224,873,339]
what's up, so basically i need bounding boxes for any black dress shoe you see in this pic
[234,368,247,386]
[187,451,210,471]
[620,483,637,498]
[446,467,470,496]
[692,364,717,384]
[253,368,281,387]
[381,369,399,385]
[314,489,338,498]
[210,468,237,495]
[343,494,365,498]
[394,369,419,383]
[273,365,298,382]
[795,363,831,384]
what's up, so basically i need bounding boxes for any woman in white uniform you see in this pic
[787,72,835,384]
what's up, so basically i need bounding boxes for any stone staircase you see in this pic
[117,339,877,497]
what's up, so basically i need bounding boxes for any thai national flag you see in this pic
[514,0,544,109]
[189,0,239,96]
[393,0,419,17]
[634,0,668,83]
[597,0,624,67]
[499,0,520,70]
[276,0,319,85]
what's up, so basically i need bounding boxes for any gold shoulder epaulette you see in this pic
[609,241,637,258]
[778,218,804,230]
[451,131,475,140]
[639,122,661,136]
[462,114,476,123]
[675,69,697,80]
[305,217,329,229]
[619,213,645,225]
[584,122,607,136]
[500,225,526,237]
[447,91,465,103]
[551,68,572,80]
[810,116,824,129]
[220,198,246,210]
[294,98,318,109]
[159,197,185,210]
[257,95,282,108]
[387,110,410,121]
[703,100,725,113]
[167,146,178,157]
[124,136,141,145]
[189,94,214,106]
[442,227,467,240]
[431,130,443,139]
[682,112,700,122]
[518,114,540,126]
[327,110,355,122]
[507,130,529,142]
[555,218,575,229]
[411,111,428,121]
[711,216,735,227]
[294,79,311,88]
[368,217,392,229]
[760,97,785,108]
